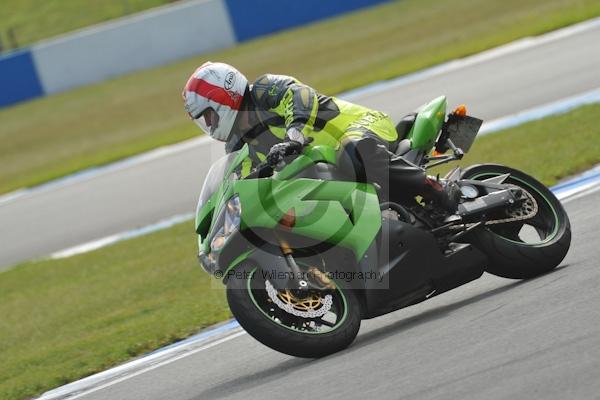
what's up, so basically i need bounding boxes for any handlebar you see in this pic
[243,137,314,180]
[244,163,273,179]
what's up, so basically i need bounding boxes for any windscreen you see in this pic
[196,151,239,213]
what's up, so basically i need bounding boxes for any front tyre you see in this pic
[226,264,361,358]
[462,164,571,279]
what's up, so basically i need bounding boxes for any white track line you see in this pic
[2,16,600,207]
[50,212,194,259]
[562,185,600,204]
[341,17,600,100]
[0,135,213,206]
[480,88,600,135]
[37,330,246,400]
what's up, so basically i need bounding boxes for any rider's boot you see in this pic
[421,177,461,213]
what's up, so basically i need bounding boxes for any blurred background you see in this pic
[0,1,178,51]
[1,1,599,399]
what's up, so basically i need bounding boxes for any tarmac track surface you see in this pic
[75,189,600,400]
[1,20,600,269]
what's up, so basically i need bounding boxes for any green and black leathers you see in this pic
[230,74,399,177]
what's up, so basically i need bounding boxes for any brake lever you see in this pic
[244,163,273,179]
[255,137,314,175]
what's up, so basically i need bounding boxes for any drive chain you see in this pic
[481,185,539,225]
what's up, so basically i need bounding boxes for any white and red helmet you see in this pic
[182,62,248,142]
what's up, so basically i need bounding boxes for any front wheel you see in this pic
[226,263,361,358]
[461,164,571,279]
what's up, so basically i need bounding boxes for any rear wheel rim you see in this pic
[469,172,560,246]
[246,268,349,335]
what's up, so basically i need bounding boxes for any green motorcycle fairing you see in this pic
[195,144,381,274]
[196,97,450,276]
[406,95,447,152]
[234,177,380,256]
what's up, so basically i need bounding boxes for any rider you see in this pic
[182,62,459,211]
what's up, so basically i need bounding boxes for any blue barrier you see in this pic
[0,0,391,108]
[0,49,43,107]
[224,0,390,42]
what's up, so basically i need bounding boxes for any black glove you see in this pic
[266,141,303,167]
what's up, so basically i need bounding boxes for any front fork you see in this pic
[278,236,309,289]
[276,235,335,291]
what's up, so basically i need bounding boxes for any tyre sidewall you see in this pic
[461,164,571,279]
[226,263,362,358]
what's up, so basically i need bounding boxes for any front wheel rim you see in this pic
[246,268,349,335]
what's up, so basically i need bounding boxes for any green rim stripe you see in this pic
[246,267,349,335]
[470,172,560,246]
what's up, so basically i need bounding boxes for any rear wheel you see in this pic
[226,263,361,358]
[461,164,571,279]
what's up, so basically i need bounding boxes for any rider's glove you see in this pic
[266,141,303,167]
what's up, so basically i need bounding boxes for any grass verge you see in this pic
[1,103,600,400]
[0,0,171,48]
[1,0,600,194]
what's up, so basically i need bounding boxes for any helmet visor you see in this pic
[193,107,221,138]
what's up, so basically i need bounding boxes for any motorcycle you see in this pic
[194,96,571,358]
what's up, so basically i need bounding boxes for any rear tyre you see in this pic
[461,164,571,279]
[226,263,361,358]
